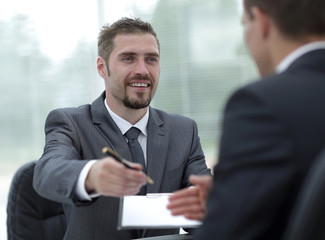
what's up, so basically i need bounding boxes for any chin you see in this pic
[123,98,151,109]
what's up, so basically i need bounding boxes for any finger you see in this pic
[123,168,147,185]
[101,177,143,197]
[109,173,146,192]
[168,201,203,217]
[111,185,142,197]
[96,163,146,195]
[101,157,142,174]
[104,159,146,184]
[123,160,143,171]
[189,175,213,199]
[109,158,146,185]
[167,195,200,210]
[169,186,198,200]
[184,212,205,221]
[170,204,202,216]
[189,175,212,187]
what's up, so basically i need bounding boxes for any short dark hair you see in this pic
[243,0,325,39]
[98,17,160,63]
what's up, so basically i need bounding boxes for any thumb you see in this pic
[189,175,212,186]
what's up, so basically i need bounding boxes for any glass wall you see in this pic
[0,0,257,237]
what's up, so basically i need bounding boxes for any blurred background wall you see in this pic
[0,0,258,238]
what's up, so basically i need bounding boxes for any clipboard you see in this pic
[118,194,202,229]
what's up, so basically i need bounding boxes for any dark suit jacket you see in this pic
[33,92,210,240]
[194,49,325,240]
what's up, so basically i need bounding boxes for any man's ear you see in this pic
[251,6,271,39]
[97,56,108,78]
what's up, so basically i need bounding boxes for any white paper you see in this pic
[118,194,202,229]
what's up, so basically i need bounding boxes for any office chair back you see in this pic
[7,161,66,240]
[283,149,325,240]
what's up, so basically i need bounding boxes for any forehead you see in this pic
[111,33,159,56]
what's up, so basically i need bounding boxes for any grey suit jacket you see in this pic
[33,92,210,240]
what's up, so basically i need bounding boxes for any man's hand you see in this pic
[167,175,213,221]
[85,157,147,197]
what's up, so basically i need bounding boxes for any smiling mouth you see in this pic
[128,83,149,88]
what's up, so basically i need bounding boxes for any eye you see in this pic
[147,57,158,63]
[122,56,134,62]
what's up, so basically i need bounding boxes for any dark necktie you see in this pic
[124,127,146,195]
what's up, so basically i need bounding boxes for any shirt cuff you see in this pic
[75,160,100,201]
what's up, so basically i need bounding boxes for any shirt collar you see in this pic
[276,41,325,74]
[104,99,149,136]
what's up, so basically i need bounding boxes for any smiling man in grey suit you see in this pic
[168,0,325,239]
[33,17,210,240]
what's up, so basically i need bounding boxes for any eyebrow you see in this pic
[146,52,160,57]
[118,52,160,58]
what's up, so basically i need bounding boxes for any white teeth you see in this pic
[130,83,148,87]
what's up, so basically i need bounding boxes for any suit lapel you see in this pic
[90,92,132,161]
[146,108,168,193]
[91,95,168,192]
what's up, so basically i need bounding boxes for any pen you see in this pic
[102,147,154,184]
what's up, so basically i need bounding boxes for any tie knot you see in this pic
[125,127,141,140]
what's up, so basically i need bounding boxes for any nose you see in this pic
[133,59,149,76]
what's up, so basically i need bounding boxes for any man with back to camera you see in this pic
[33,17,210,240]
[167,0,325,239]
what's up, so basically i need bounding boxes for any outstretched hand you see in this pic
[85,157,147,197]
[167,175,213,221]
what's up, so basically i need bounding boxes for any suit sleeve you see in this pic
[33,109,91,205]
[195,86,296,239]
[182,119,212,188]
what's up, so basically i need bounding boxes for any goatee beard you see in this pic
[123,96,151,109]
[123,74,153,109]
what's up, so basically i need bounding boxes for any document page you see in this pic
[118,194,202,229]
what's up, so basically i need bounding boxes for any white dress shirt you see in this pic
[76,100,149,200]
[276,41,325,73]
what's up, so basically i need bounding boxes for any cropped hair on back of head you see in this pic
[243,0,325,40]
[98,17,160,63]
